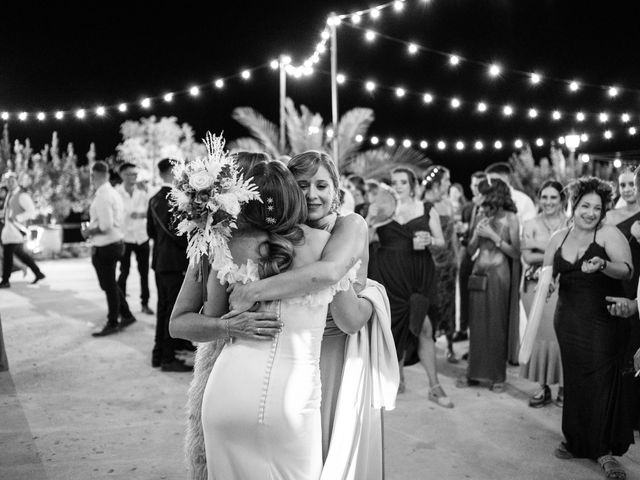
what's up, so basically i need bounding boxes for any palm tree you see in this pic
[228,98,431,179]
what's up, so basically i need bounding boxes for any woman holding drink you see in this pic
[368,167,453,407]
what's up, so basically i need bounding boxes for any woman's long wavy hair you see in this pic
[567,176,613,222]
[287,150,341,212]
[478,177,518,214]
[242,161,307,278]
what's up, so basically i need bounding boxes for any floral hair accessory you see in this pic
[169,132,261,271]
[265,197,277,225]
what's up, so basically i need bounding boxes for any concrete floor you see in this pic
[1,256,639,480]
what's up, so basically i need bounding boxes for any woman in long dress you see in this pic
[458,178,520,392]
[368,166,454,407]
[171,161,359,480]
[520,180,568,407]
[542,177,633,480]
[422,166,459,363]
[227,151,396,477]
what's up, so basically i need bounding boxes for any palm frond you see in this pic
[285,98,325,155]
[334,108,374,165]
[344,146,432,179]
[231,107,281,158]
[226,137,268,155]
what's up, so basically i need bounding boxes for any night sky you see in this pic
[2,0,640,185]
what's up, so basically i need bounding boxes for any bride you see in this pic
[170,160,359,479]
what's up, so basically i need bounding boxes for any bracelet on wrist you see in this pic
[599,259,607,271]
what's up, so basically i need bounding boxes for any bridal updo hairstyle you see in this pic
[242,160,307,279]
[567,176,613,222]
[287,150,341,212]
[422,165,449,192]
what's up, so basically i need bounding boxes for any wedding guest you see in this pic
[82,161,137,337]
[0,172,45,288]
[0,184,27,279]
[147,158,192,372]
[457,178,520,392]
[485,162,537,226]
[543,177,633,480]
[116,162,153,315]
[345,174,369,217]
[520,180,568,407]
[453,171,486,342]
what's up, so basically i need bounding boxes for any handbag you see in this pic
[468,274,488,291]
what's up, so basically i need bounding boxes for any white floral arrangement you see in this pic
[169,132,261,271]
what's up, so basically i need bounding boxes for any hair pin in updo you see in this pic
[265,197,277,225]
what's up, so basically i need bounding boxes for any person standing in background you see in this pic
[147,158,192,372]
[82,161,137,337]
[0,172,45,288]
[116,162,154,315]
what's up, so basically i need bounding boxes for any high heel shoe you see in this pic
[446,350,459,364]
[428,384,454,408]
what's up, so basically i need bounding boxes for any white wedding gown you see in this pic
[201,260,357,480]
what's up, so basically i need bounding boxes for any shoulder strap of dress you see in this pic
[423,201,433,216]
[559,227,572,247]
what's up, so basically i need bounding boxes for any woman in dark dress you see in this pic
[542,177,633,480]
[368,166,453,408]
[457,178,520,392]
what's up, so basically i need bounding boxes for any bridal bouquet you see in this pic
[169,132,261,271]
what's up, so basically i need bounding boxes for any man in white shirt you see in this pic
[0,172,45,288]
[116,163,153,315]
[485,162,537,226]
[82,161,137,337]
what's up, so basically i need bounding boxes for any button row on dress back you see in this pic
[258,300,281,425]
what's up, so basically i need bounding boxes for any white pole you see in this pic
[329,15,339,170]
[279,56,287,154]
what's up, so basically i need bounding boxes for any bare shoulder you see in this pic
[549,227,569,246]
[299,224,330,258]
[334,213,368,235]
[598,223,625,241]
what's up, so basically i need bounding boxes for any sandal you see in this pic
[554,442,573,460]
[598,455,626,480]
[428,384,454,408]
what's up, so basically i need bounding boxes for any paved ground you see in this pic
[1,256,639,480]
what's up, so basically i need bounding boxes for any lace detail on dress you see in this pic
[284,259,362,307]
[216,258,260,285]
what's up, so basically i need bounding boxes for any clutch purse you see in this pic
[468,274,488,291]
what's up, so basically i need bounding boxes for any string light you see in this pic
[393,1,405,12]
[451,97,461,108]
[477,102,487,112]
[474,140,484,150]
[419,140,428,149]
[488,64,502,77]
[608,86,619,97]
[613,158,622,169]
[449,54,460,66]
[494,140,503,149]
[37,112,46,121]
[530,72,542,85]
[370,8,381,20]
[437,141,446,150]
[371,136,379,145]
[337,73,346,84]
[19,112,28,121]
[386,137,396,146]
[604,130,613,139]
[141,98,151,109]
[514,139,523,149]
[241,70,251,80]
[355,134,364,142]
[189,86,200,96]
[569,81,580,92]
[580,154,590,163]
[365,80,376,92]
[423,93,433,103]
[535,138,544,147]
[365,30,376,42]
[95,106,106,116]
[163,93,174,102]
[503,105,514,116]
[598,112,609,123]
[408,43,418,55]
[118,103,127,112]
[214,79,224,89]
[630,127,637,136]
[351,13,361,24]
[55,111,64,120]
[552,110,562,120]
[455,141,465,150]
[528,108,538,119]
[270,59,279,70]
[396,87,406,97]
[402,139,411,148]
[621,113,631,123]
[576,112,585,122]
[75,109,85,119]
[1,112,8,120]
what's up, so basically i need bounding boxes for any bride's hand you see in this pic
[225,310,282,340]
[224,283,258,318]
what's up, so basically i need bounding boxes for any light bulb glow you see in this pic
[365,81,376,92]
[569,81,580,92]
[535,138,544,147]
[163,93,174,102]
[370,8,380,19]
[386,138,396,147]
[608,86,619,97]
[355,134,363,142]
[326,128,334,138]
[281,55,292,65]
[214,79,224,89]
[604,130,613,139]
[528,108,538,118]
[580,154,590,163]
[18,112,28,121]
[455,141,465,150]
[576,112,585,122]
[621,113,630,123]
[37,112,45,121]
[0,112,8,120]
[394,0,405,11]
[503,105,513,116]
[336,73,346,84]
[141,98,151,108]
[449,55,460,66]
[558,137,565,145]
[321,30,330,40]
[474,141,484,150]
[118,103,127,112]
[95,106,105,116]
[564,134,580,150]
[241,70,251,80]
[408,43,418,55]
[514,139,523,149]
[75,109,85,119]
[437,141,446,150]
[488,64,501,77]
[351,14,361,24]
[451,98,461,108]
[365,30,376,42]
[270,59,279,70]
[395,88,406,98]
[613,158,622,169]
[552,110,562,120]
[599,112,609,123]
[419,140,428,149]
[402,139,411,148]
[494,140,503,149]
[581,134,589,142]
[423,93,433,103]
[371,136,379,145]
[477,102,487,112]
[55,111,64,120]
[629,127,637,136]
[530,72,541,84]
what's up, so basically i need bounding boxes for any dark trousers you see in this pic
[91,241,133,325]
[458,249,474,332]
[2,242,42,283]
[118,240,150,306]
[153,271,188,363]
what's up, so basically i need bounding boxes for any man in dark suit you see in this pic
[147,158,192,372]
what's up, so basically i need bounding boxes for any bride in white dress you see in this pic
[171,160,358,480]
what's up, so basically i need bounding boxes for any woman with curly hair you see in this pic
[457,177,520,392]
[541,177,633,480]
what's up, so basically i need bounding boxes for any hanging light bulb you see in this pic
[613,158,622,169]
[530,72,542,84]
[55,111,64,120]
[437,141,446,150]
[408,43,418,55]
[423,93,433,103]
[450,97,461,108]
[1,112,9,120]
[95,106,106,116]
[608,86,619,97]
[371,136,379,145]
[599,112,609,123]
[580,154,590,163]
[75,109,85,119]
[355,134,363,142]
[449,54,460,66]
[370,8,381,20]
[455,141,465,151]
[163,93,174,102]
[503,105,514,116]
[36,112,46,121]
[419,140,428,149]
[488,64,501,77]
[514,139,523,149]
[528,108,538,119]
[396,87,406,98]
[552,110,562,120]
[402,139,412,148]
[141,98,151,108]
[189,86,200,96]
[365,30,376,42]
[386,137,396,147]
[241,70,251,80]
[604,130,613,139]
[629,127,637,136]
[494,140,503,150]
[214,79,224,89]
[351,13,361,24]
[336,73,346,84]
[621,113,630,123]
[270,59,279,70]
[580,133,589,142]
[535,138,544,147]
[118,103,127,112]
[393,1,405,12]
[569,81,580,92]
[576,112,585,122]
[18,112,28,121]
[365,81,376,92]
[474,141,484,150]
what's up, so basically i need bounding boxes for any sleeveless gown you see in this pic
[428,213,458,336]
[369,203,436,365]
[201,260,357,480]
[553,230,634,458]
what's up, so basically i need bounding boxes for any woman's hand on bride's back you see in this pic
[226,283,257,318]
[226,310,282,340]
